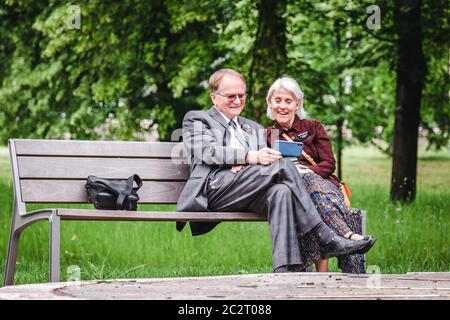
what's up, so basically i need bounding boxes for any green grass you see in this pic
[0,144,449,284]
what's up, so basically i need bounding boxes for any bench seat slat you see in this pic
[58,209,267,221]
[21,180,185,203]
[18,156,190,180]
[14,139,183,158]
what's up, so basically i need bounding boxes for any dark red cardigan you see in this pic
[266,115,339,186]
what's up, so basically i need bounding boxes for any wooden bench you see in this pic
[3,138,366,286]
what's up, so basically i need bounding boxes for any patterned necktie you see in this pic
[228,120,249,152]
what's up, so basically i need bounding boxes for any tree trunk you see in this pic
[391,0,427,202]
[336,106,343,179]
[247,0,287,122]
[335,20,344,180]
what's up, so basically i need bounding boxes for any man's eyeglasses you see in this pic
[214,92,248,102]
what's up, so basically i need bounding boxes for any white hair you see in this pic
[266,76,307,120]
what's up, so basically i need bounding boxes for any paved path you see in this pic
[1,272,449,300]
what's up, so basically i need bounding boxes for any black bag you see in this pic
[85,174,143,211]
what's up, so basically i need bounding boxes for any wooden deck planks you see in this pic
[0,272,449,300]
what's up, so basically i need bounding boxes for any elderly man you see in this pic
[176,69,372,272]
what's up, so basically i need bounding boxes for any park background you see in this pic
[0,0,448,284]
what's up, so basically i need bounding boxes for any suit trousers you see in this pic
[206,158,322,270]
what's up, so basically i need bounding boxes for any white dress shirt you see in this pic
[214,107,247,151]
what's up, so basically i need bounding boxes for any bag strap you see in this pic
[130,174,143,191]
[281,132,342,184]
[116,175,142,210]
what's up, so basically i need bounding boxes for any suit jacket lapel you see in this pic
[208,107,230,146]
[208,107,229,129]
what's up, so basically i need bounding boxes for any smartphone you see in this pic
[273,140,304,157]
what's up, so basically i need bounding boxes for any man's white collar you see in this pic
[214,107,239,126]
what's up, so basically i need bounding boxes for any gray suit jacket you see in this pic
[176,107,267,235]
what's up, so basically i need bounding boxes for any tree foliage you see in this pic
[0,0,448,153]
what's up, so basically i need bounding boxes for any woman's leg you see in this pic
[343,231,365,241]
[315,259,329,272]
[309,191,352,236]
[337,208,366,273]
[300,173,367,273]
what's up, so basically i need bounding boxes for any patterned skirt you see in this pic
[296,171,366,274]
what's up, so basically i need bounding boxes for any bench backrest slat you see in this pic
[14,139,181,158]
[17,157,189,180]
[11,139,189,205]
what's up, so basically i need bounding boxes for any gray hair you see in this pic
[266,76,307,120]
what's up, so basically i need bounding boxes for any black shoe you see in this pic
[320,234,373,259]
[343,232,377,255]
[287,264,306,272]
[273,265,289,273]
[273,265,305,273]
[353,236,377,255]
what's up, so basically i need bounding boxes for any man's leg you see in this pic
[247,184,303,271]
[206,159,374,265]
[207,159,322,234]
[267,160,375,258]
[206,161,315,270]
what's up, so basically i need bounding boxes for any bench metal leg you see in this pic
[362,210,367,271]
[3,202,26,287]
[362,210,367,236]
[49,211,60,282]
[2,209,56,286]
[3,219,21,287]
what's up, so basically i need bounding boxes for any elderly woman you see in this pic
[265,76,376,273]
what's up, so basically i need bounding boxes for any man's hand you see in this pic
[230,165,245,174]
[245,148,282,165]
